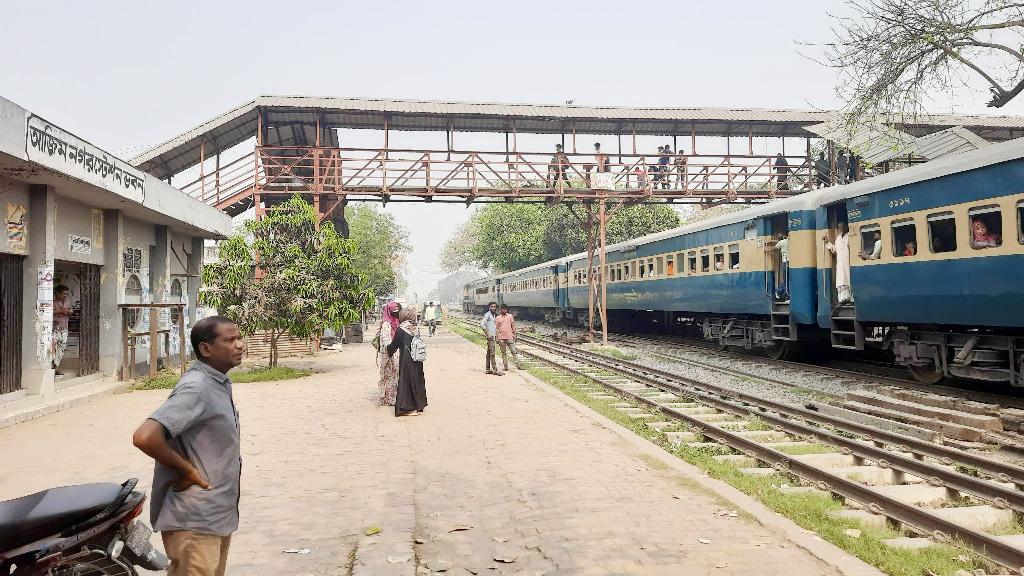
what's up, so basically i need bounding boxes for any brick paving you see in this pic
[0,325,863,575]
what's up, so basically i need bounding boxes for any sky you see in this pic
[3,0,1022,301]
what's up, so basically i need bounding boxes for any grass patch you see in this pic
[132,365,311,389]
[589,346,638,361]
[449,328,990,576]
[772,443,837,456]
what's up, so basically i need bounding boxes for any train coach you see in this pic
[465,137,1024,385]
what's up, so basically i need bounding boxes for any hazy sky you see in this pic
[3,1,1021,299]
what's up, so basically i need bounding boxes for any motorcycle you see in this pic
[0,478,167,575]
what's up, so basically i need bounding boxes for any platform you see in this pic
[0,327,879,575]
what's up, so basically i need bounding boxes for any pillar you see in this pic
[21,185,56,395]
[152,225,170,369]
[189,237,204,328]
[98,210,123,376]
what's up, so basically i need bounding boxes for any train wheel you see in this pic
[764,341,793,361]
[908,362,946,385]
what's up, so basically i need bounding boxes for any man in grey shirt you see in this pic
[480,301,501,376]
[133,315,245,576]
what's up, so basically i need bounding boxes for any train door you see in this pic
[763,214,789,300]
[822,202,849,307]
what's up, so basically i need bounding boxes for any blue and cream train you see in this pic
[464,138,1024,385]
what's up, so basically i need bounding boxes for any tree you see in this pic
[346,204,411,298]
[442,202,682,273]
[201,196,372,367]
[819,0,1024,125]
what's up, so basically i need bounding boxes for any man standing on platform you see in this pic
[424,301,437,337]
[481,301,502,376]
[495,305,522,371]
[132,316,245,576]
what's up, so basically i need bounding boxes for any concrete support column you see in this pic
[21,185,56,395]
[99,210,122,377]
[188,236,204,337]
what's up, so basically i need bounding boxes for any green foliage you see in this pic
[132,365,311,389]
[201,196,373,366]
[442,202,681,273]
[345,204,411,298]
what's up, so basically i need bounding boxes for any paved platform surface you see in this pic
[0,326,869,575]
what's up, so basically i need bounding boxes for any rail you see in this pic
[178,146,816,207]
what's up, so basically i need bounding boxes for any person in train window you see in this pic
[859,230,882,260]
[714,254,725,271]
[902,240,917,256]
[970,218,1002,248]
[823,223,853,304]
[764,233,789,300]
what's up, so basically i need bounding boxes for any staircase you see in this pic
[830,303,865,350]
[770,300,797,341]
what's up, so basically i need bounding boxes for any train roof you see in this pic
[492,135,1024,276]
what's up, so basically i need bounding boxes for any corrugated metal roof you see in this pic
[805,120,919,164]
[131,95,1024,180]
[909,126,990,160]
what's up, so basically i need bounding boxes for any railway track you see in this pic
[449,316,1024,571]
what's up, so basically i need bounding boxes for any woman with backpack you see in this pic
[375,301,401,406]
[387,307,428,416]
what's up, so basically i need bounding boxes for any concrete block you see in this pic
[841,401,986,442]
[811,403,938,442]
[792,453,859,468]
[739,467,777,476]
[714,454,759,468]
[664,431,699,444]
[928,505,1013,532]
[690,413,744,423]
[645,421,676,432]
[869,484,952,506]
[734,430,792,442]
[831,465,923,486]
[882,537,935,550]
[830,509,888,528]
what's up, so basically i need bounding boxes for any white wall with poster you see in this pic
[54,195,104,265]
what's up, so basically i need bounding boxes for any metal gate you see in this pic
[78,264,100,376]
[0,254,24,394]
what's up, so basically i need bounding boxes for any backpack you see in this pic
[410,328,427,362]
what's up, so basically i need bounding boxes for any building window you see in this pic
[968,205,1003,249]
[123,247,142,274]
[124,274,142,328]
[859,225,882,260]
[687,251,697,274]
[728,243,740,269]
[927,212,957,253]
[891,219,917,257]
[700,249,710,272]
[170,279,183,325]
[713,246,725,271]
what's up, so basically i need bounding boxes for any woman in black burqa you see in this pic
[387,307,428,416]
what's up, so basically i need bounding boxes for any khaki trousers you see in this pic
[162,530,232,576]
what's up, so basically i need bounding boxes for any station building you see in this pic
[0,96,231,402]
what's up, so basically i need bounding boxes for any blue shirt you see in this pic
[480,310,497,337]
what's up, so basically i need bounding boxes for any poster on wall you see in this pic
[36,264,55,364]
[6,202,26,253]
[68,234,92,255]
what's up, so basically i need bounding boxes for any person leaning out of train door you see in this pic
[823,223,853,304]
[764,232,790,301]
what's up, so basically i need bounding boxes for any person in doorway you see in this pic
[495,305,522,371]
[674,148,688,189]
[764,233,790,300]
[824,223,853,303]
[774,153,791,191]
[480,301,501,375]
[132,316,245,576]
[859,230,882,260]
[376,301,401,406]
[387,307,428,416]
[52,285,72,373]
[424,302,437,337]
[815,152,830,188]
[836,150,849,185]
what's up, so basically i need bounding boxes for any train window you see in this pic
[927,212,957,253]
[624,263,631,280]
[728,244,740,269]
[700,249,710,272]
[647,258,655,277]
[1018,201,1024,244]
[687,251,697,274]
[891,219,917,257]
[858,225,882,260]
[638,260,646,279]
[968,205,1003,249]
[666,256,674,276]
[656,257,664,276]
[713,246,725,271]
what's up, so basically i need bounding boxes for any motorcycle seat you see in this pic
[0,483,125,552]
